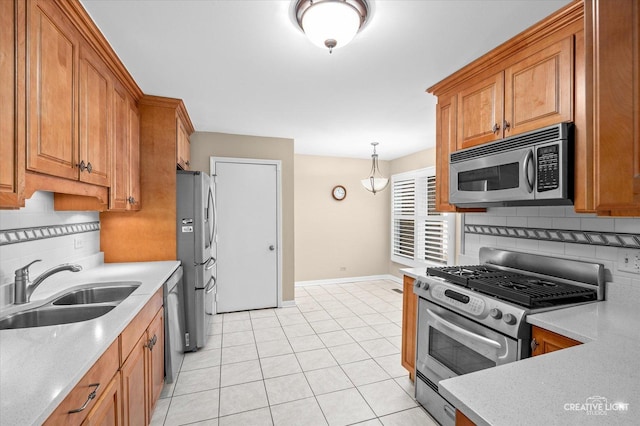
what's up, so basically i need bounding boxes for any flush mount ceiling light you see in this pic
[361,142,389,194]
[293,0,370,53]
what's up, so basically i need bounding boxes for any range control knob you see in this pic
[416,280,429,291]
[489,308,502,319]
[503,313,517,325]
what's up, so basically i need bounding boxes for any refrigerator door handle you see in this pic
[205,276,216,294]
[204,257,216,270]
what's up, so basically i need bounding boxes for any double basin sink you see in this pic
[0,282,141,330]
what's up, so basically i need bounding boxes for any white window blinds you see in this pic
[391,167,455,267]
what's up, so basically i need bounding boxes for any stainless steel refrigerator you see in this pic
[177,170,216,352]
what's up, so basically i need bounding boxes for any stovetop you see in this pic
[426,264,598,309]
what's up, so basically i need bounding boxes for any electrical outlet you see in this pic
[74,237,84,250]
[618,249,640,274]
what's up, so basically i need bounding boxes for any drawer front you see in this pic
[44,339,119,426]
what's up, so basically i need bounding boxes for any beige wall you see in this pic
[294,155,391,282]
[388,148,437,278]
[190,132,296,302]
[189,132,435,296]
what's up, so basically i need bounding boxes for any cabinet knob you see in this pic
[530,337,539,352]
[127,196,136,204]
[146,334,158,350]
[77,161,93,173]
[492,123,500,134]
[503,120,511,131]
[185,160,190,166]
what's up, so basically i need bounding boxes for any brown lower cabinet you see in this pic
[44,289,163,426]
[83,373,122,426]
[531,325,581,356]
[456,410,476,426]
[401,275,417,380]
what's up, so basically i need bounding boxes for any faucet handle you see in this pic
[15,259,42,279]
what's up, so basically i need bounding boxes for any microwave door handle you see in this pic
[427,309,502,350]
[523,150,535,193]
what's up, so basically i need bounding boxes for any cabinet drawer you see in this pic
[120,288,162,364]
[44,339,119,426]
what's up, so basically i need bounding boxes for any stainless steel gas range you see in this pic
[413,247,604,426]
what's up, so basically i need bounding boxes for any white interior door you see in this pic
[212,159,279,313]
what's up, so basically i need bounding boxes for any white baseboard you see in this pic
[280,299,296,308]
[295,274,402,287]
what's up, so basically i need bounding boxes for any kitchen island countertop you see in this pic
[0,260,181,426]
[439,301,640,425]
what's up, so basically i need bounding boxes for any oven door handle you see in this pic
[427,309,502,350]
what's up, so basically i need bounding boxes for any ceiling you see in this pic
[80,0,571,160]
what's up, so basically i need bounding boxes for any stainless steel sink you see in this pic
[0,281,141,330]
[0,305,115,330]
[52,282,140,305]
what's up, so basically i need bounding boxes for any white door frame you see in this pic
[210,156,283,308]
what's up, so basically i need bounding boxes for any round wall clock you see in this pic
[332,185,347,201]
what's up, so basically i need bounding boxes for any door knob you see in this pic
[269,245,275,251]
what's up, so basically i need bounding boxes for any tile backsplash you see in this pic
[0,192,102,307]
[460,206,640,307]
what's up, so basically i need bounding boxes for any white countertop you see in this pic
[0,260,180,426]
[400,267,425,281]
[439,301,640,426]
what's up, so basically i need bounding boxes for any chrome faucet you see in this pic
[14,260,83,304]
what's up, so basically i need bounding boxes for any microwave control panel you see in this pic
[536,144,559,192]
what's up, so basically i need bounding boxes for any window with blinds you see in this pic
[391,167,455,267]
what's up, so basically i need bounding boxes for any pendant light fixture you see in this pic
[293,0,371,53]
[361,142,389,194]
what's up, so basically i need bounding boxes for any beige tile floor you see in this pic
[151,280,439,426]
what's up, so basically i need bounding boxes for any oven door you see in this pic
[417,299,518,383]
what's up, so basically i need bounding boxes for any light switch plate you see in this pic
[618,249,640,274]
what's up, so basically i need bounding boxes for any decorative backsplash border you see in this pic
[0,222,100,246]
[464,224,640,248]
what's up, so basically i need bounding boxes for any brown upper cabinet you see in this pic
[27,0,85,182]
[584,0,640,216]
[456,37,573,151]
[2,0,144,210]
[429,3,583,212]
[27,0,109,186]
[0,0,25,208]
[110,81,141,211]
[429,1,640,216]
[177,118,191,170]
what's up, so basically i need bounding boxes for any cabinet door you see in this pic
[589,0,640,214]
[0,0,24,208]
[401,276,417,380]
[109,83,130,210]
[176,117,190,170]
[82,372,121,426]
[531,326,580,356]
[78,42,111,187]
[27,0,79,180]
[147,309,165,417]
[435,94,457,212]
[457,72,503,149]
[121,333,148,426]
[127,101,141,210]
[504,37,573,137]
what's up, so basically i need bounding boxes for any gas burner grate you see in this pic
[469,276,597,307]
[426,265,515,286]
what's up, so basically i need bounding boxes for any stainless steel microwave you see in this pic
[449,123,573,207]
